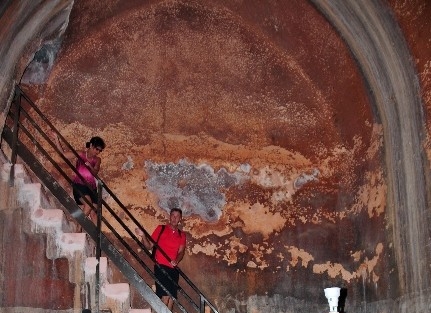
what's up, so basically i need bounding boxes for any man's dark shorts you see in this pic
[155,264,180,298]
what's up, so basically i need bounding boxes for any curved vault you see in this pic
[36,0,384,305]
[1,0,430,312]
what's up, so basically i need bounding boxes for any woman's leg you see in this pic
[81,195,96,223]
[89,207,97,224]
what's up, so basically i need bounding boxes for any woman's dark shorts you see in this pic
[72,182,98,205]
[155,264,180,298]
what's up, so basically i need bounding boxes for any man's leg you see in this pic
[161,296,169,306]
[161,296,174,311]
[167,297,174,311]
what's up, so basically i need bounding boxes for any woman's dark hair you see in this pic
[86,136,106,149]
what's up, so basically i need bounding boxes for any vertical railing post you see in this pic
[9,87,22,187]
[95,180,103,313]
[200,295,205,313]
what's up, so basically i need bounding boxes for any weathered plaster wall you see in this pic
[0,207,74,310]
[33,0,386,311]
[1,0,431,312]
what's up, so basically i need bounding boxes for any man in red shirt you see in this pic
[136,208,187,311]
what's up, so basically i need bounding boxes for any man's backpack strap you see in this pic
[151,225,165,259]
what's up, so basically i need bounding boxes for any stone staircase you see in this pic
[0,161,151,313]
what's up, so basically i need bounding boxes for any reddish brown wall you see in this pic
[0,208,74,310]
[34,1,385,311]
[1,0,431,312]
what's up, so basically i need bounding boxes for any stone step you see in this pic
[85,257,133,313]
[1,163,26,185]
[2,160,150,313]
[1,164,25,210]
[102,283,131,313]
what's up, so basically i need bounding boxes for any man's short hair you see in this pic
[170,208,183,216]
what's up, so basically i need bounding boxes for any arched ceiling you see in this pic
[1,0,431,311]
[37,0,376,210]
[33,1,385,304]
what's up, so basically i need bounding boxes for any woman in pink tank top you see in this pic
[53,135,106,224]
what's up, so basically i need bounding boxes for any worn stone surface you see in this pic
[1,0,431,312]
[0,209,74,309]
[388,1,431,162]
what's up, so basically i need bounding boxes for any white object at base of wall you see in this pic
[324,287,341,313]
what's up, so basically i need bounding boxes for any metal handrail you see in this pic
[1,84,219,313]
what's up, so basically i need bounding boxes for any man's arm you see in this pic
[172,243,186,267]
[135,227,154,250]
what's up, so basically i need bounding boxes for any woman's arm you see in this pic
[85,156,101,175]
[50,132,75,160]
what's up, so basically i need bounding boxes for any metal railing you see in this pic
[1,85,219,313]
